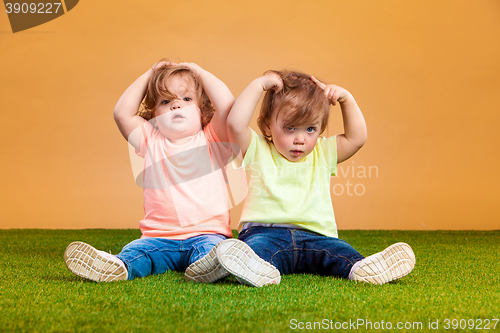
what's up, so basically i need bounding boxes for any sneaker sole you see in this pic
[64,241,127,282]
[351,242,415,285]
[185,244,229,283]
[217,239,281,287]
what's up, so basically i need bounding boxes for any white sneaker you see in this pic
[64,241,128,282]
[217,239,281,287]
[349,242,415,285]
[185,243,229,283]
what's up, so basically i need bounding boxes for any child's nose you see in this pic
[294,134,305,145]
[170,101,181,110]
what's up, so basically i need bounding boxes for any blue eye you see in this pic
[307,127,316,133]
[286,127,295,131]
[161,100,170,104]
[183,97,192,101]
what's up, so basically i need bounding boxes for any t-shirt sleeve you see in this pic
[319,135,338,176]
[204,122,232,160]
[134,120,157,158]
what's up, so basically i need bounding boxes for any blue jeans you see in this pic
[116,234,226,280]
[239,227,364,278]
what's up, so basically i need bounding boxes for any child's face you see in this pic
[269,111,321,162]
[154,74,202,142]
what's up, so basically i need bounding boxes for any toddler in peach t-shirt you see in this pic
[63,60,236,283]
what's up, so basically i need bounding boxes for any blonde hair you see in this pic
[258,70,329,141]
[137,61,214,128]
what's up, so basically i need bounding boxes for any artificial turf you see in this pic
[0,229,498,332]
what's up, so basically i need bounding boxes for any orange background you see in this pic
[1,0,499,230]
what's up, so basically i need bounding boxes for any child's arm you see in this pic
[227,73,283,156]
[179,63,234,143]
[311,76,367,163]
[113,66,156,150]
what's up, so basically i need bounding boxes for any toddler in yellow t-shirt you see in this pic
[211,69,415,287]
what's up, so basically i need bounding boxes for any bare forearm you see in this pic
[113,69,153,121]
[228,73,282,153]
[113,69,151,146]
[228,79,264,133]
[197,69,234,115]
[340,94,367,147]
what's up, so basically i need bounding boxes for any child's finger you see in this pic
[324,86,335,104]
[264,72,283,92]
[151,62,162,70]
[325,87,338,106]
[332,91,340,106]
[162,61,177,67]
[338,95,348,103]
[310,76,326,90]
[152,61,176,71]
[324,86,333,97]
[274,77,284,92]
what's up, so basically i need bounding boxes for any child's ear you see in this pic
[258,114,272,139]
[263,122,271,138]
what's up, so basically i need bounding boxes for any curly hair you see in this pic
[137,61,214,128]
[258,70,330,141]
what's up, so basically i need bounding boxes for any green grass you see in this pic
[0,230,499,332]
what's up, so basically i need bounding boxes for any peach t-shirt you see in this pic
[135,120,232,240]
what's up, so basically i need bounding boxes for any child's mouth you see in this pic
[290,150,303,156]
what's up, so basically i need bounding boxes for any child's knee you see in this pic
[120,239,156,255]
[189,234,226,263]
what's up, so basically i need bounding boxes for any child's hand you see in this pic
[151,61,177,72]
[259,72,283,93]
[311,76,351,106]
[178,62,204,76]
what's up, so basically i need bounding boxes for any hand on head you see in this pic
[151,61,177,72]
[310,76,350,106]
[151,61,204,77]
[177,62,203,76]
[261,72,284,93]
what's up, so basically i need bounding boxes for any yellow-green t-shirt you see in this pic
[238,129,339,238]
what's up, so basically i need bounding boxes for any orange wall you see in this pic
[1,0,499,230]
